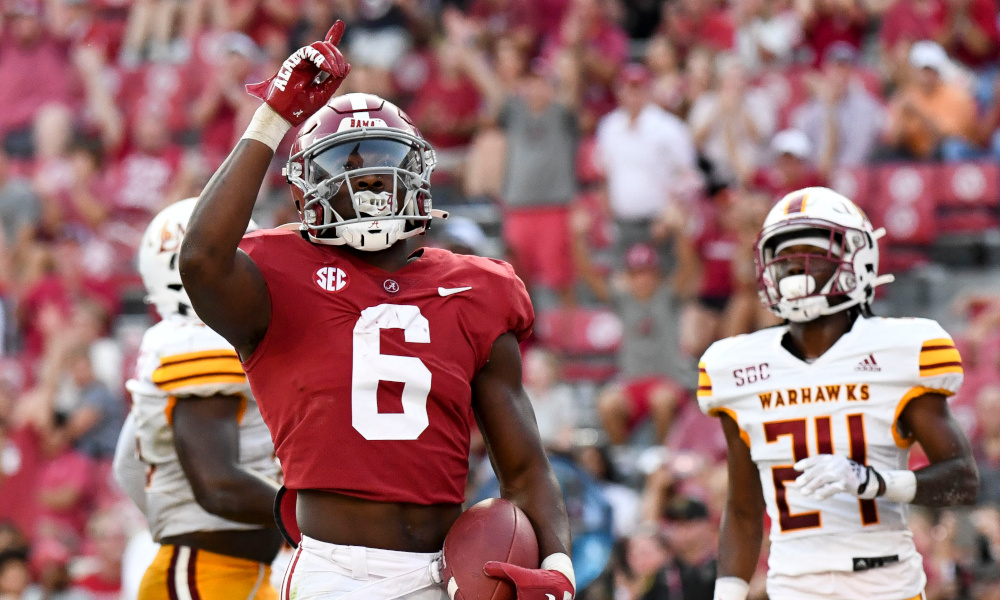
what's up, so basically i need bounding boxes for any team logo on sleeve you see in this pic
[316,267,350,292]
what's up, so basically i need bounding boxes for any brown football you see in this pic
[441,498,539,600]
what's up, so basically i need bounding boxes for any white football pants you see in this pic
[279,536,447,600]
[766,552,926,600]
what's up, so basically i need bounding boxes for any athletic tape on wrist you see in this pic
[541,552,576,594]
[242,104,292,152]
[714,577,749,600]
[880,469,917,503]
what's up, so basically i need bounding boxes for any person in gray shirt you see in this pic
[63,345,125,460]
[0,146,41,247]
[573,211,698,445]
[792,43,887,178]
[465,48,579,299]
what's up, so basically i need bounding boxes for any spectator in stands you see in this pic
[882,41,979,161]
[190,33,264,167]
[689,54,776,185]
[0,386,45,542]
[661,497,717,600]
[575,443,642,537]
[933,0,1000,72]
[662,0,736,58]
[793,42,887,177]
[596,63,701,266]
[34,415,93,545]
[26,537,89,600]
[229,0,300,50]
[0,0,76,157]
[750,129,826,198]
[522,348,576,452]
[59,345,123,461]
[572,229,696,446]
[70,511,125,599]
[797,0,867,67]
[645,36,686,116]
[732,0,803,73]
[406,39,482,181]
[612,525,673,600]
[105,103,184,228]
[551,0,629,128]
[973,385,1000,505]
[879,0,944,89]
[0,147,42,250]
[464,46,579,300]
[674,184,739,359]
[0,548,31,600]
[341,0,414,99]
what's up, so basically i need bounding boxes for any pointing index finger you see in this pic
[325,20,346,45]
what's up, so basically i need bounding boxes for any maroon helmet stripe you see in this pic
[786,196,805,214]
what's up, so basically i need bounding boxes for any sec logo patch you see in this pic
[316,267,350,292]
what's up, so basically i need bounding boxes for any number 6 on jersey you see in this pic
[352,304,432,440]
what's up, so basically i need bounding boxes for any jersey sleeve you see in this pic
[914,322,963,396]
[893,320,964,448]
[505,264,534,343]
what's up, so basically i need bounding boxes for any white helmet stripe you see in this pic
[350,94,370,120]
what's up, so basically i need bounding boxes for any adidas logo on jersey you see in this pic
[854,354,881,372]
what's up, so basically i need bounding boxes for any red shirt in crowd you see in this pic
[0,426,44,540]
[104,143,183,225]
[662,6,735,58]
[115,63,199,136]
[0,31,78,135]
[407,74,482,149]
[37,448,94,541]
[804,11,867,66]
[695,224,737,302]
[881,0,1000,67]
[750,166,826,201]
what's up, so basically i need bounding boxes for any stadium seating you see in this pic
[534,307,623,382]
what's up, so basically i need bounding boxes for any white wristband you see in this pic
[880,469,917,503]
[242,104,292,152]
[541,552,576,594]
[714,577,749,600]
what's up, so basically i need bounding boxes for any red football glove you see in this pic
[483,562,574,600]
[245,21,350,126]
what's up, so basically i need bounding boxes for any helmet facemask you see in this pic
[287,128,437,251]
[756,221,889,322]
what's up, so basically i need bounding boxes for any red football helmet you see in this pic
[285,93,444,251]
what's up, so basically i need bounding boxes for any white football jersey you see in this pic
[119,315,279,541]
[699,316,962,579]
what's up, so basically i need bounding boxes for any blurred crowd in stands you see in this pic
[4,0,1000,597]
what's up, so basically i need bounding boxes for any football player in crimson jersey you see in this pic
[699,187,978,600]
[178,22,575,600]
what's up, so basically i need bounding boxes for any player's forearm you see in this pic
[912,456,979,506]
[502,462,572,559]
[181,140,271,281]
[192,468,280,526]
[716,508,763,582]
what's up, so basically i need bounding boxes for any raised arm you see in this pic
[179,23,350,357]
[472,332,576,599]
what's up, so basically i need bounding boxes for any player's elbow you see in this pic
[190,472,246,518]
[954,460,980,505]
[178,238,210,284]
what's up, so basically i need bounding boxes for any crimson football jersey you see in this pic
[238,229,534,505]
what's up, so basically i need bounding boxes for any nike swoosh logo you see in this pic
[546,595,555,600]
[438,286,472,296]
